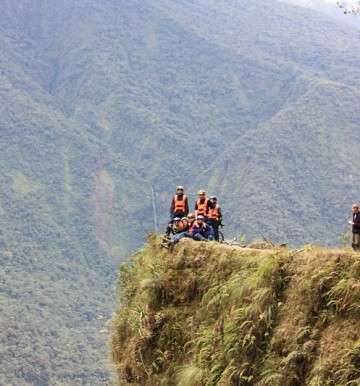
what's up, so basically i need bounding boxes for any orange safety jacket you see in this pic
[196,198,209,216]
[188,223,194,234]
[208,204,220,221]
[173,194,187,213]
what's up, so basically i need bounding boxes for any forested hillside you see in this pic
[1,0,360,384]
[17,0,360,247]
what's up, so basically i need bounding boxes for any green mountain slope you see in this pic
[0,63,149,386]
[22,0,360,245]
[207,77,360,244]
[1,0,360,384]
[1,2,154,384]
[112,236,360,385]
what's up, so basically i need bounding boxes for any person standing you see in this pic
[207,196,222,242]
[349,204,360,250]
[194,189,214,221]
[169,185,189,222]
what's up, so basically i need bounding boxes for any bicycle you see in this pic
[218,225,245,247]
[218,229,225,243]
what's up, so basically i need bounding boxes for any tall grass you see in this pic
[111,237,360,385]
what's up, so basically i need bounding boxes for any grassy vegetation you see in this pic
[1,0,360,383]
[4,0,358,248]
[112,236,360,385]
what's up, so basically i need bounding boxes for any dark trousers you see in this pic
[352,233,360,250]
[193,233,208,242]
[170,212,186,222]
[207,220,220,241]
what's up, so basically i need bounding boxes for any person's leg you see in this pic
[172,233,186,244]
[210,223,218,241]
[204,229,214,241]
[210,221,215,241]
[354,234,360,250]
[169,213,175,223]
[173,212,185,221]
[193,233,208,242]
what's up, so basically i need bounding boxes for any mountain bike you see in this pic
[218,229,225,243]
[218,226,244,247]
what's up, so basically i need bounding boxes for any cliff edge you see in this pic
[111,234,360,385]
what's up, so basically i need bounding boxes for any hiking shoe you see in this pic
[161,242,169,249]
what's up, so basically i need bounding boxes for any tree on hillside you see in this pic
[337,1,360,15]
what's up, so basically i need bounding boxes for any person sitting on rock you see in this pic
[192,215,214,242]
[162,214,195,248]
[165,217,183,237]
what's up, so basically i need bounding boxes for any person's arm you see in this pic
[176,225,190,234]
[170,197,175,214]
[205,199,214,216]
[353,216,360,229]
[185,197,189,214]
[218,206,222,221]
[165,223,172,236]
[192,224,200,236]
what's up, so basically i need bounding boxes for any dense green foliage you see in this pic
[112,235,360,385]
[3,0,360,247]
[1,0,360,383]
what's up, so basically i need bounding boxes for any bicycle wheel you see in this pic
[218,230,224,243]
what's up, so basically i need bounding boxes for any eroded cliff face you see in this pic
[112,235,360,385]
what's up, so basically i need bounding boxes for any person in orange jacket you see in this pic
[207,196,222,241]
[169,185,189,222]
[194,189,214,221]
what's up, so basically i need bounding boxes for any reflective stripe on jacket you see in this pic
[208,204,220,220]
[196,198,209,216]
[173,194,187,213]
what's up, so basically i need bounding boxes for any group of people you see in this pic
[161,186,222,249]
[162,196,360,251]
